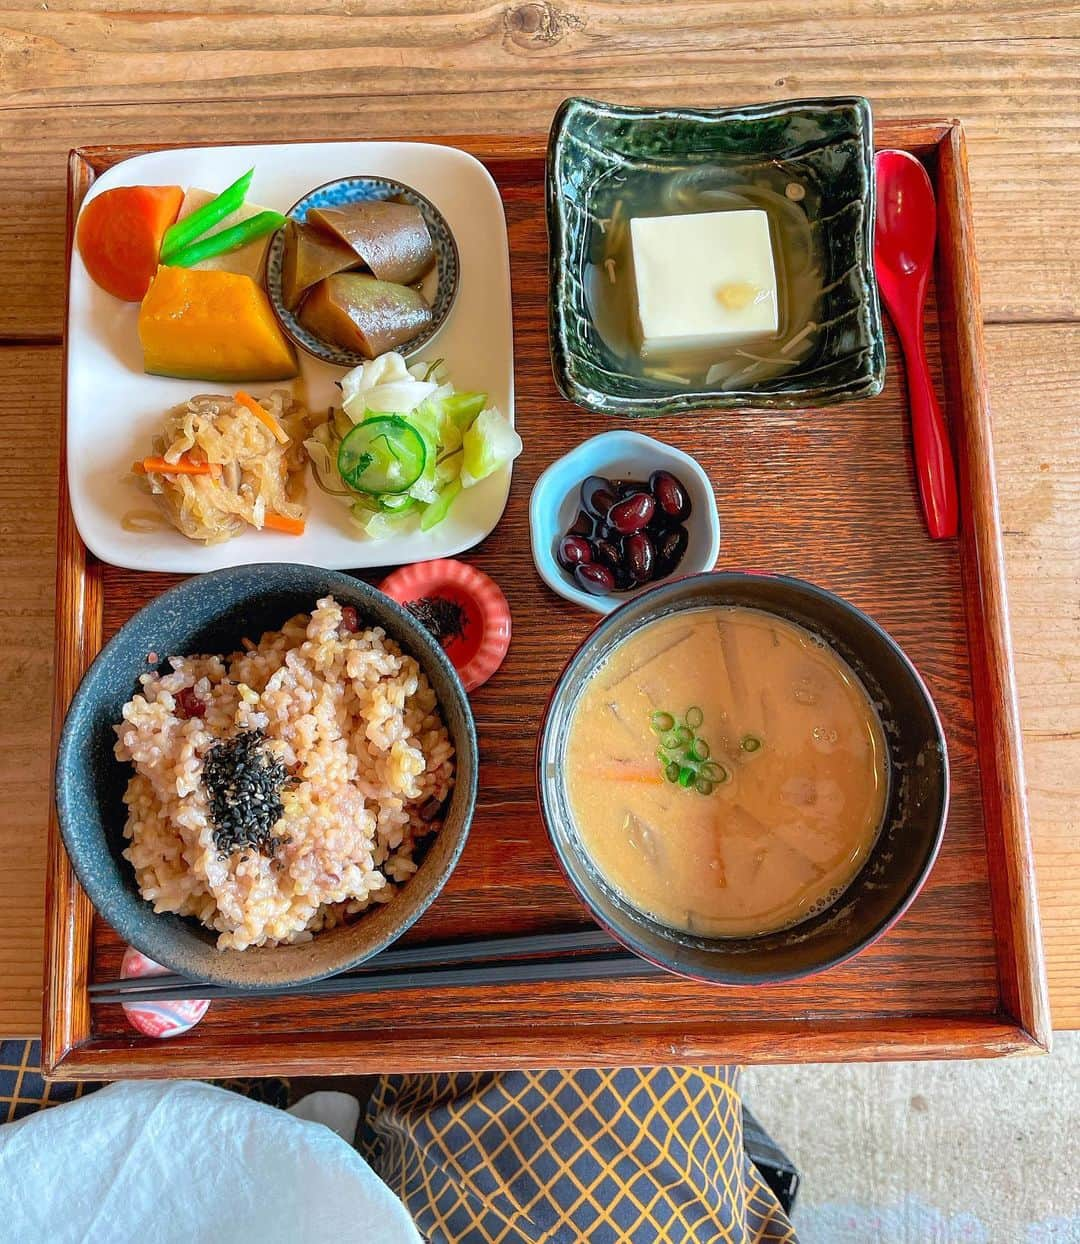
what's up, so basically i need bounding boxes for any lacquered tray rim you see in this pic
[44,123,1049,1078]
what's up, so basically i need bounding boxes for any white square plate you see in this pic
[66,142,515,573]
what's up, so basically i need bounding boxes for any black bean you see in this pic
[568,509,595,537]
[653,526,690,578]
[607,492,656,535]
[624,531,655,582]
[574,563,616,594]
[591,537,623,570]
[557,535,592,570]
[581,475,617,519]
[649,470,692,521]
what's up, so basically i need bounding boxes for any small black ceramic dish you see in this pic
[536,572,948,985]
[56,564,477,990]
[265,174,460,367]
[547,96,886,415]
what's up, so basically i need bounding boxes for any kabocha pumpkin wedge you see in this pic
[138,266,298,382]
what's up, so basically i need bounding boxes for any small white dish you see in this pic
[66,141,514,573]
[529,431,721,615]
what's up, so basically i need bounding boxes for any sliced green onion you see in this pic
[685,706,704,728]
[664,761,681,784]
[678,765,695,788]
[741,734,762,753]
[651,711,675,734]
[695,778,715,796]
[160,168,254,261]
[661,731,680,751]
[701,761,728,783]
[164,210,285,268]
[673,725,692,746]
[688,738,710,762]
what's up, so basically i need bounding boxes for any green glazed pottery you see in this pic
[547,96,886,415]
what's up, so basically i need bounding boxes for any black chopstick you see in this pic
[89,927,627,1003]
[90,950,663,1005]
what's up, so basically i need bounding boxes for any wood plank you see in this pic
[0,38,1077,337]
[1,1,1074,110]
[989,324,1080,1032]
[1,316,1075,1040]
[0,345,59,1037]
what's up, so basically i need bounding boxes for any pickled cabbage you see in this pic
[309,351,520,537]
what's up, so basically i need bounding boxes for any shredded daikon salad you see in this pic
[305,352,522,538]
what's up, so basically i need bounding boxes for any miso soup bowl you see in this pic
[536,572,949,985]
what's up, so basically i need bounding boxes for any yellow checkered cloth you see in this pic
[362,1067,796,1243]
[0,1041,99,1122]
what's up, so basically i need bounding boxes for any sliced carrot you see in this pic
[262,511,306,536]
[137,454,218,477]
[77,185,184,301]
[598,768,666,785]
[235,390,290,444]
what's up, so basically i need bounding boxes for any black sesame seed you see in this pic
[202,728,289,858]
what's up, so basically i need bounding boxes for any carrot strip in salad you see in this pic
[136,455,220,477]
[235,390,290,445]
[262,511,306,535]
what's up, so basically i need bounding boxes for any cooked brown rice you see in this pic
[113,595,454,950]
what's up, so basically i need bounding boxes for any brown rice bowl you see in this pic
[113,595,454,950]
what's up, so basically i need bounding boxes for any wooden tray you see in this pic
[45,123,1049,1079]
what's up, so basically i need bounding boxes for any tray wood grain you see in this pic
[44,123,1049,1078]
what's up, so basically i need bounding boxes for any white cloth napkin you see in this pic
[0,1080,420,1244]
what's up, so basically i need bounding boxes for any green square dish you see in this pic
[547,96,886,415]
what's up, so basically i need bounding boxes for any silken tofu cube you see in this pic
[630,210,779,355]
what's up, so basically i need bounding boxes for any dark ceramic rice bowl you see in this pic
[55,564,477,989]
[537,572,948,985]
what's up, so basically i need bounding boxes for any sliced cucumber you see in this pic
[337,416,427,495]
[378,492,420,514]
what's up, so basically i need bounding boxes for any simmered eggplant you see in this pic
[280,220,362,309]
[307,201,435,285]
[298,273,432,357]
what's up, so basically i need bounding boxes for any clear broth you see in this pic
[586,161,823,390]
[565,606,888,937]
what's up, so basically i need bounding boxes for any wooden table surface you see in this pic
[0,2,1075,1040]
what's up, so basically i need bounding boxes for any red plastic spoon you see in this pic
[874,149,959,539]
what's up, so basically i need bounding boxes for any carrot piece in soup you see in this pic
[76,185,184,301]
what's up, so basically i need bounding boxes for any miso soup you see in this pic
[565,607,888,937]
